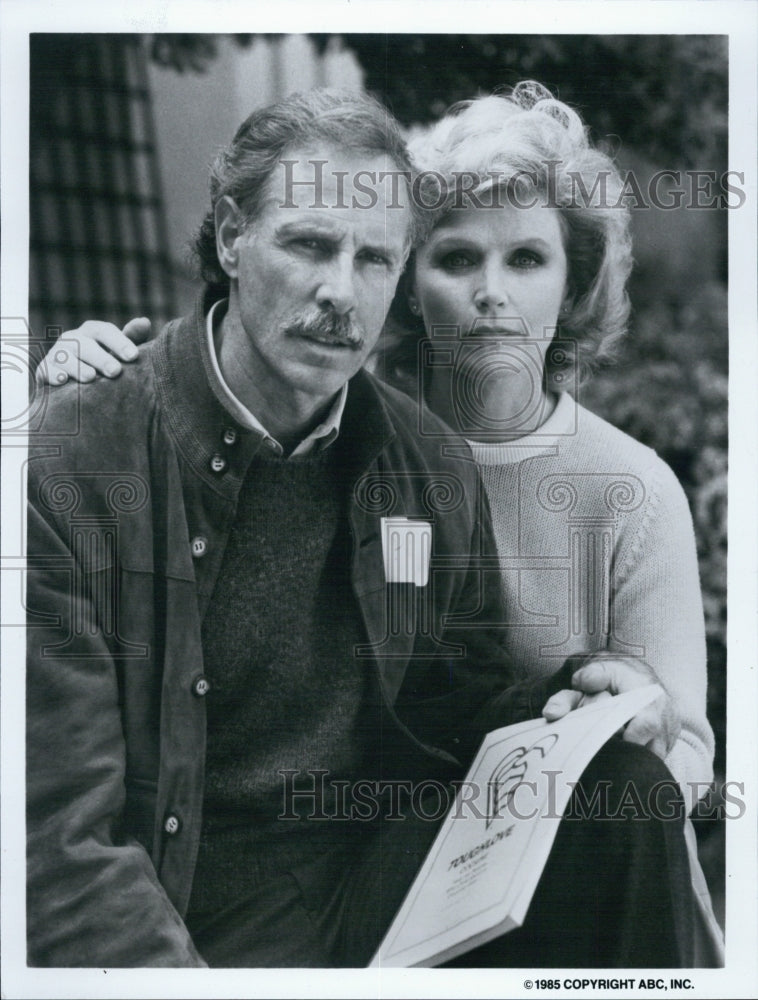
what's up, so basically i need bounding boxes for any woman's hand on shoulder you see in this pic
[36,317,152,386]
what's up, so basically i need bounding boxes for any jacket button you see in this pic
[192,675,211,697]
[191,536,208,558]
[210,454,227,473]
[163,814,181,836]
[222,427,237,446]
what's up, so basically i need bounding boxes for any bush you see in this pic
[580,279,727,772]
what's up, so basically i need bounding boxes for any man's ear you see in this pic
[215,196,245,279]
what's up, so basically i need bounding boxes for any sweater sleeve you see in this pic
[611,456,714,808]
[26,498,207,967]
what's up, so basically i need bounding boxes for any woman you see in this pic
[376,82,715,805]
[388,83,722,964]
[38,81,721,959]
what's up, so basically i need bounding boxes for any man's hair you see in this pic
[383,81,633,390]
[193,88,418,292]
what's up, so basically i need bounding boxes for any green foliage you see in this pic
[580,278,728,770]
[332,34,727,170]
[148,34,262,73]
[144,34,727,170]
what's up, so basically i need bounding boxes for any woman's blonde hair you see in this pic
[383,81,633,390]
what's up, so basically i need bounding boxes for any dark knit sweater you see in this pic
[187,445,376,915]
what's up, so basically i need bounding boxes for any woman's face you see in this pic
[411,200,570,436]
[412,199,569,354]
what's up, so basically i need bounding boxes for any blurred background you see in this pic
[29,33,728,925]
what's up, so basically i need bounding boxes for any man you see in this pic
[27,88,691,968]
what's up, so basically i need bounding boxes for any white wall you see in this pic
[146,34,363,311]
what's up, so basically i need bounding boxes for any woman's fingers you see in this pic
[74,320,144,367]
[36,319,148,385]
[542,688,613,722]
[120,317,152,348]
[571,658,654,695]
[570,657,680,760]
[623,699,681,758]
[542,688,584,721]
[74,336,124,376]
[36,339,98,385]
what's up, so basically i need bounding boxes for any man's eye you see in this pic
[358,250,389,266]
[292,238,325,251]
[287,237,336,258]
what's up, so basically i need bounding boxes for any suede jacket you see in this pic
[26,294,572,967]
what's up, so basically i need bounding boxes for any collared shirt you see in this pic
[26,292,542,966]
[206,299,348,458]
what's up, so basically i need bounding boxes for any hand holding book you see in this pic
[370,685,667,968]
[544,657,681,760]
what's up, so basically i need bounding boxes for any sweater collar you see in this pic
[465,391,577,466]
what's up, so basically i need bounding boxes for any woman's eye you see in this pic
[510,249,542,268]
[440,251,475,270]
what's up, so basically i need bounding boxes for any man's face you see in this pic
[228,143,411,408]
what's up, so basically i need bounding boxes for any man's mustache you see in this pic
[284,308,365,349]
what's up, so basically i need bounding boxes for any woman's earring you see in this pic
[408,298,421,316]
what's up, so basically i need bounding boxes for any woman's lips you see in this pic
[466,325,524,337]
[467,317,530,338]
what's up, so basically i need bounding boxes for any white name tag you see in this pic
[381,517,432,587]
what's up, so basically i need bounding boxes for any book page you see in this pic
[371,685,663,967]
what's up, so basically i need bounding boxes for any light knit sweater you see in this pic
[466,392,714,806]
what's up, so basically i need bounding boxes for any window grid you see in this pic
[30,36,177,340]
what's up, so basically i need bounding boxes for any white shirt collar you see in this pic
[206,299,348,458]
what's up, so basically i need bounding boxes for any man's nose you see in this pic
[475,262,509,312]
[315,255,356,315]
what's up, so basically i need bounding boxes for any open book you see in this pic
[369,684,663,968]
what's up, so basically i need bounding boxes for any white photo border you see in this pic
[2,2,756,997]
